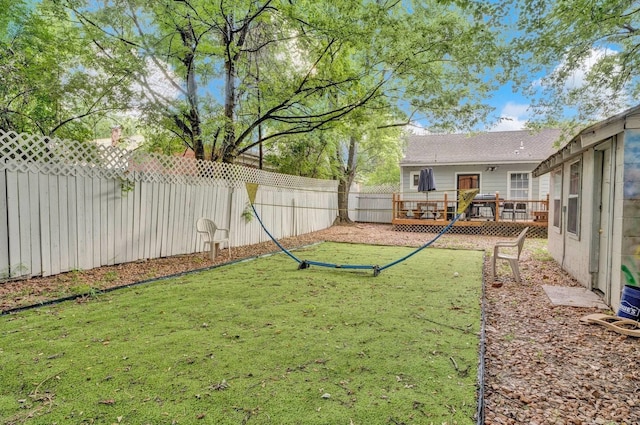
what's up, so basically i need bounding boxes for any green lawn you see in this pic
[0,243,483,425]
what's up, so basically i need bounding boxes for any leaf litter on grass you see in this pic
[0,242,483,425]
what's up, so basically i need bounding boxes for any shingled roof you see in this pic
[401,129,561,166]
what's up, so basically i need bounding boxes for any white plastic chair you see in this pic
[196,218,231,260]
[492,227,529,283]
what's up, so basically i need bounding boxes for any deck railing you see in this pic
[392,192,549,223]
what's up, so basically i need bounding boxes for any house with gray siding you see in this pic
[533,104,640,312]
[400,129,561,206]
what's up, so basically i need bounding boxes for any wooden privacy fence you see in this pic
[0,130,337,280]
[348,185,397,223]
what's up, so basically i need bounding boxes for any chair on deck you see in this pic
[419,203,438,219]
[501,202,515,220]
[196,218,231,260]
[492,227,529,283]
[515,202,527,220]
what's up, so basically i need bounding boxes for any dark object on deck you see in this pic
[467,193,502,219]
[418,168,436,193]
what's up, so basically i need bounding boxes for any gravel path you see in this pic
[1,223,639,424]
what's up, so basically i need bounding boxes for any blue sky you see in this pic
[407,84,533,134]
[69,0,624,136]
[477,46,627,133]
[486,84,532,131]
[405,72,543,134]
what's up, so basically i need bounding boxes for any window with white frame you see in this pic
[508,172,530,199]
[552,168,562,230]
[410,172,420,189]
[567,160,581,236]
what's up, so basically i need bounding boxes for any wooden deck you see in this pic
[391,193,549,238]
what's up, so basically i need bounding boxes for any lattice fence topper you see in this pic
[356,183,399,194]
[0,130,337,191]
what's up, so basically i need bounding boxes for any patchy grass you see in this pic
[529,241,554,262]
[0,243,483,425]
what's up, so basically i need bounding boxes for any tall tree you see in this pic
[512,0,640,129]
[57,0,388,161]
[52,0,506,162]
[6,0,509,223]
[265,121,403,223]
[326,104,404,223]
[0,1,132,138]
[265,0,507,222]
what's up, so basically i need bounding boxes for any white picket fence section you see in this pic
[0,130,339,280]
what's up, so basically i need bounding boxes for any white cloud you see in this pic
[567,48,618,90]
[136,58,182,101]
[407,122,431,135]
[501,102,529,118]
[523,47,632,123]
[532,47,619,92]
[489,102,529,131]
[123,57,182,118]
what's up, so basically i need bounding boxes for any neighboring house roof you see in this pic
[401,129,561,166]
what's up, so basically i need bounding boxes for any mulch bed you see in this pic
[1,223,638,424]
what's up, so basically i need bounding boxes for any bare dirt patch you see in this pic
[1,223,638,424]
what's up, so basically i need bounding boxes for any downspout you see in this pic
[604,138,617,305]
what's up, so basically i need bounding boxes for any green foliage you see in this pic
[4,0,507,156]
[265,132,335,179]
[118,175,135,195]
[357,125,404,185]
[362,159,401,186]
[0,263,29,281]
[241,203,254,222]
[138,126,187,156]
[0,0,135,138]
[511,0,640,130]
[2,0,509,228]
[0,243,483,424]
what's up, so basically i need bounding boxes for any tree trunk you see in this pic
[221,54,236,162]
[334,134,358,224]
[336,177,352,224]
[219,15,238,163]
[179,18,204,160]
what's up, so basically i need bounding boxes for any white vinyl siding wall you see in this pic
[402,164,545,200]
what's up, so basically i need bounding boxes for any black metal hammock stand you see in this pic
[245,183,479,276]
